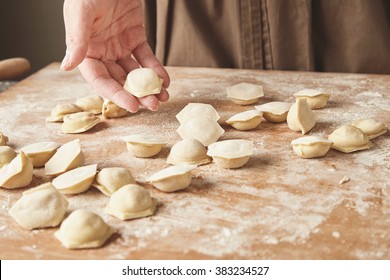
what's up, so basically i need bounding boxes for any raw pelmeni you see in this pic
[102,99,128,118]
[92,167,136,196]
[0,146,16,167]
[75,95,104,114]
[167,139,211,166]
[291,136,333,158]
[226,110,263,130]
[9,182,68,230]
[123,134,166,158]
[105,184,157,220]
[55,209,115,249]
[177,116,224,146]
[61,112,100,134]
[207,139,253,169]
[123,68,163,98]
[44,139,85,176]
[148,165,197,192]
[176,103,220,124]
[46,103,82,122]
[293,89,331,109]
[52,164,97,195]
[0,152,33,189]
[287,98,316,134]
[255,102,291,123]
[226,82,264,105]
[328,125,370,153]
[350,118,387,140]
[0,132,9,146]
[20,141,60,167]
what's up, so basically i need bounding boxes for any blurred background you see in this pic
[0,0,65,74]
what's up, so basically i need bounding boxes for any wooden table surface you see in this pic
[0,63,389,260]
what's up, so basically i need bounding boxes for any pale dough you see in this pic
[0,152,33,189]
[105,184,157,220]
[287,98,316,134]
[0,146,17,167]
[207,139,253,169]
[226,82,264,105]
[350,118,387,140]
[291,136,333,158]
[0,132,9,146]
[226,110,263,130]
[92,167,136,196]
[123,68,163,98]
[46,103,82,122]
[177,116,225,146]
[123,134,166,158]
[293,89,331,109]
[102,99,128,118]
[328,125,370,153]
[61,112,100,134]
[52,164,97,195]
[44,139,85,176]
[75,95,104,114]
[167,139,211,166]
[20,141,60,168]
[148,165,197,192]
[176,103,221,124]
[54,209,115,249]
[9,182,68,230]
[255,102,291,123]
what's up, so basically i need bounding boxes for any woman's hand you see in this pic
[61,0,169,112]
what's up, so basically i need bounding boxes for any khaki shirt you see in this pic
[143,0,390,74]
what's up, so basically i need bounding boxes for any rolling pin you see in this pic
[0,58,31,81]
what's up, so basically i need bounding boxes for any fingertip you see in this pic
[156,88,169,102]
[138,95,160,111]
[115,94,140,113]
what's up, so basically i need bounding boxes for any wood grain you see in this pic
[0,63,389,259]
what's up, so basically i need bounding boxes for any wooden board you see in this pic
[0,63,389,260]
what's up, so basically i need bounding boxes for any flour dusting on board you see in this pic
[0,65,389,259]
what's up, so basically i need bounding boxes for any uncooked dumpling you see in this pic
[102,99,128,118]
[226,82,264,105]
[52,164,97,194]
[148,165,197,192]
[20,141,60,168]
[177,116,224,146]
[0,152,33,189]
[167,139,211,166]
[207,140,253,169]
[176,103,221,124]
[293,89,331,109]
[226,110,263,130]
[255,102,291,123]
[0,146,17,167]
[105,184,157,220]
[92,167,136,196]
[291,136,333,158]
[123,134,166,158]
[61,112,100,134]
[123,68,163,98]
[328,125,370,153]
[0,132,9,146]
[46,103,82,122]
[44,139,85,176]
[75,95,104,114]
[350,118,387,140]
[287,98,316,134]
[54,209,115,249]
[9,182,68,230]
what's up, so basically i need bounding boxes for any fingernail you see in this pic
[60,51,71,70]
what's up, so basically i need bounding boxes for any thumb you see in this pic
[61,0,94,70]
